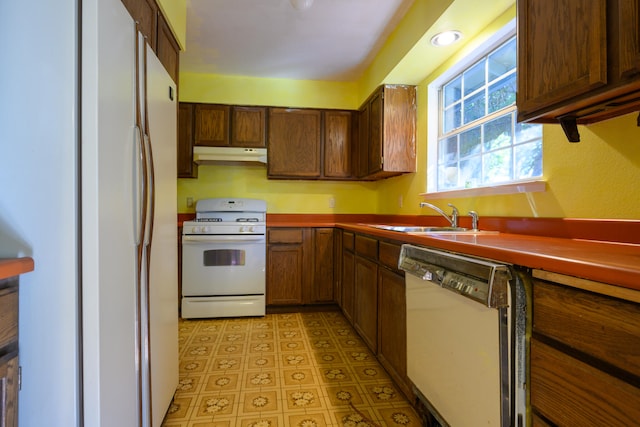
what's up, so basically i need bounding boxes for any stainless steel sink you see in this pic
[365,224,499,235]
[368,225,469,233]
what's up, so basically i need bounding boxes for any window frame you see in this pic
[424,19,545,199]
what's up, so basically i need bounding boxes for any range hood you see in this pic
[193,146,267,165]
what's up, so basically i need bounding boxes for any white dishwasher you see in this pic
[399,244,529,427]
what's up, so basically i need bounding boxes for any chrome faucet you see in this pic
[468,210,479,231]
[420,202,459,227]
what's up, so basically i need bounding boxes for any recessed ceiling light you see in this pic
[290,0,314,10]
[430,30,462,47]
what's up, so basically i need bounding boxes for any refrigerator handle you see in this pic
[133,125,146,246]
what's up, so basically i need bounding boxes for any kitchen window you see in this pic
[426,22,543,196]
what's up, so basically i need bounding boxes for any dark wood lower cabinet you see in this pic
[0,354,18,427]
[377,267,410,399]
[341,248,355,323]
[353,255,378,352]
[267,244,304,305]
[0,276,20,427]
[531,271,640,425]
[266,227,336,306]
[307,228,335,303]
[267,229,304,305]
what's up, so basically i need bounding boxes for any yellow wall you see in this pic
[178,1,640,219]
[156,0,187,49]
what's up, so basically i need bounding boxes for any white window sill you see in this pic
[420,180,546,200]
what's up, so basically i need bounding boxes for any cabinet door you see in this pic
[356,104,370,178]
[341,249,355,323]
[267,244,303,305]
[268,108,321,178]
[194,104,230,146]
[614,0,640,80]
[531,338,640,425]
[354,255,378,352]
[378,268,410,398]
[368,89,384,176]
[323,111,352,178]
[308,228,334,303]
[0,354,19,427]
[231,106,266,147]
[121,0,158,50]
[382,86,417,173]
[156,12,179,84]
[177,103,197,178]
[517,0,608,119]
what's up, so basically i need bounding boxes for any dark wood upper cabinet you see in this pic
[194,104,231,146]
[231,106,266,147]
[517,0,640,142]
[156,12,180,84]
[121,0,180,82]
[356,85,417,180]
[178,103,197,178]
[268,108,322,178]
[323,110,353,178]
[121,0,158,50]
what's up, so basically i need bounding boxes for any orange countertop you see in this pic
[0,257,34,280]
[337,223,640,292]
[180,213,640,292]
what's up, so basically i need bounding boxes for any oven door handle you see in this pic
[182,234,266,243]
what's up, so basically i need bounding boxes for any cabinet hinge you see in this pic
[381,157,384,165]
[18,365,21,390]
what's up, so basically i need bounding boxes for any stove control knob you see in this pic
[248,226,255,233]
[203,226,211,233]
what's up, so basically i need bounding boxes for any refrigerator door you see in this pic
[81,0,139,425]
[145,46,179,427]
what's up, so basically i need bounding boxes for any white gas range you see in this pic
[181,198,267,318]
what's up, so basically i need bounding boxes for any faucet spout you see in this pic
[419,202,459,227]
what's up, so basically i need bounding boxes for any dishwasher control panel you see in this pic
[398,244,511,308]
[442,271,490,305]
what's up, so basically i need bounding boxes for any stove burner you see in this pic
[196,218,222,222]
[236,218,260,222]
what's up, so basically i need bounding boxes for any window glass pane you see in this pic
[444,76,462,106]
[439,164,459,188]
[460,126,481,157]
[430,32,542,193]
[460,158,482,188]
[515,121,542,142]
[488,39,516,80]
[463,60,486,96]
[463,91,485,124]
[488,73,516,113]
[443,103,461,133]
[515,140,543,179]
[483,148,512,184]
[483,115,512,151]
[438,136,458,163]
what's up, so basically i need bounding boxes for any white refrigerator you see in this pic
[81,0,179,426]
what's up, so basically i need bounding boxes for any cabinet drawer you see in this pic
[378,241,401,271]
[268,228,304,244]
[533,279,640,377]
[343,232,354,251]
[355,235,378,260]
[531,338,640,425]
[0,287,18,350]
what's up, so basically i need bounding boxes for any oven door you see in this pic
[182,234,266,296]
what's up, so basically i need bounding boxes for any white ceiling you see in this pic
[180,0,416,81]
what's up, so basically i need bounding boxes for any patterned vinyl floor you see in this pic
[161,310,421,427]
